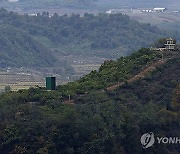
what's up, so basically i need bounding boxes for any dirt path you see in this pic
[64,59,166,104]
[63,50,180,104]
[106,60,166,91]
[63,100,75,105]
[64,54,173,104]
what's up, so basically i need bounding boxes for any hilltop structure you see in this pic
[164,38,176,51]
[153,38,177,51]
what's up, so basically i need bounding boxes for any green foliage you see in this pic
[0,8,174,69]
[0,9,180,154]
[0,48,179,153]
[56,48,160,95]
[0,25,58,67]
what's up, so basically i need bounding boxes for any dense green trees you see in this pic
[0,7,179,153]
[0,48,179,153]
[57,48,161,95]
[0,25,58,67]
[0,8,177,69]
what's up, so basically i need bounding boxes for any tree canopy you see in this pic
[0,47,179,153]
[0,8,178,69]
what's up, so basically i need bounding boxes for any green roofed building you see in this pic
[46,77,56,90]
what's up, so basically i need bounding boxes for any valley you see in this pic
[1,8,175,91]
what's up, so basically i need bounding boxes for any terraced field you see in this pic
[0,63,101,92]
[72,64,100,77]
[0,72,44,91]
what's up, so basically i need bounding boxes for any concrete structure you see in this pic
[142,9,153,13]
[164,38,176,51]
[46,77,56,90]
[153,8,167,12]
[151,38,177,52]
[106,9,121,14]
[28,14,38,17]
[8,0,19,2]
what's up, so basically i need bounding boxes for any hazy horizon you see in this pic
[97,0,180,9]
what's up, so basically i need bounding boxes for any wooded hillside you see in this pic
[0,48,179,153]
[0,8,177,69]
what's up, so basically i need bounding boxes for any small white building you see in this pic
[105,9,121,14]
[142,9,153,13]
[153,8,167,12]
[28,14,38,17]
[8,0,19,2]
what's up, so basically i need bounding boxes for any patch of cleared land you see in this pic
[0,63,102,91]
[72,64,100,77]
[0,72,44,91]
[125,11,180,32]
[128,12,180,24]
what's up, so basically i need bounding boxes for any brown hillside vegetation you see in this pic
[107,59,165,91]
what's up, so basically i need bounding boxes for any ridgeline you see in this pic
[0,8,178,69]
[0,47,179,153]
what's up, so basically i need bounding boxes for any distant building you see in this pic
[142,9,153,13]
[164,38,176,51]
[153,8,167,12]
[28,14,38,17]
[152,38,176,51]
[172,11,179,13]
[105,9,121,14]
[8,0,19,2]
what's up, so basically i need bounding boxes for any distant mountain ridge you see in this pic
[0,8,178,71]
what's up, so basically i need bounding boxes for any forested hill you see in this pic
[0,25,57,67]
[0,8,177,68]
[0,48,179,153]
